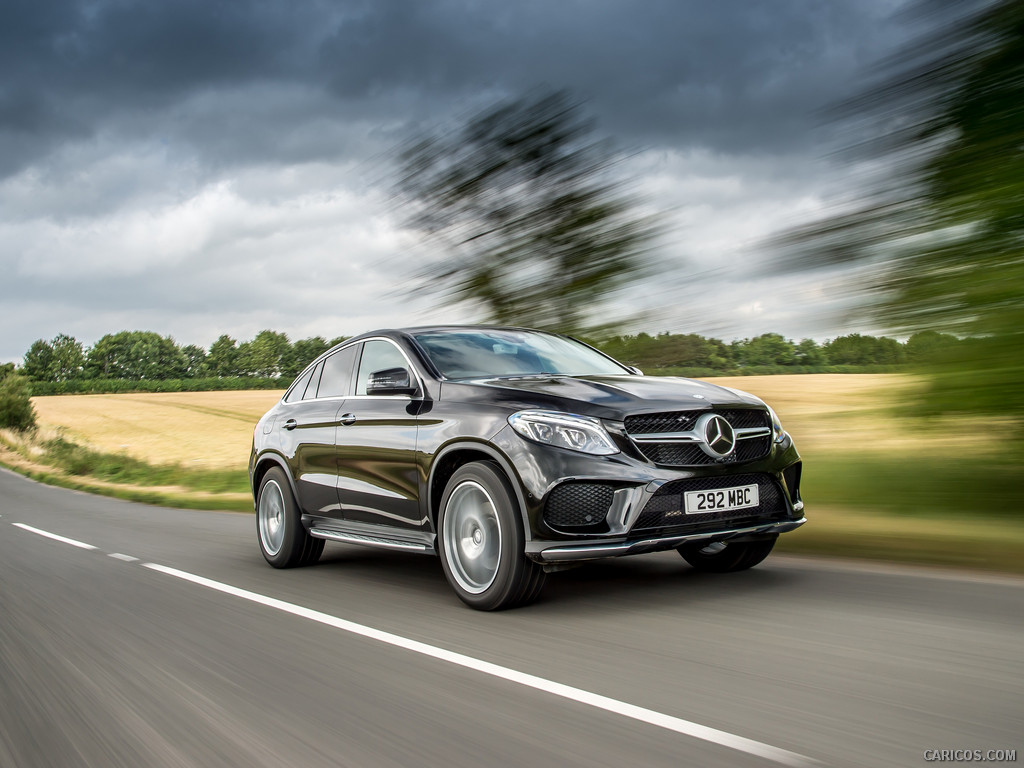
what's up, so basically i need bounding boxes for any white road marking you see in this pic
[109,553,139,562]
[12,523,97,550]
[142,562,815,767]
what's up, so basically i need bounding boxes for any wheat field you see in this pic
[31,390,284,469]
[28,374,983,470]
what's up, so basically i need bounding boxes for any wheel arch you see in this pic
[427,441,533,542]
[251,451,299,509]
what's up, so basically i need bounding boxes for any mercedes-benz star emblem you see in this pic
[697,413,736,458]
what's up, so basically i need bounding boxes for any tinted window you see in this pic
[356,340,410,395]
[317,346,357,398]
[413,330,628,379]
[284,367,313,403]
[303,360,324,399]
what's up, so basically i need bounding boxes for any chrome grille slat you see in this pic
[624,408,772,466]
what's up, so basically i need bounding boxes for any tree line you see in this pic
[11,328,965,386]
[17,331,349,383]
[597,330,961,372]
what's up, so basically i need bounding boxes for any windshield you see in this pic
[412,329,630,380]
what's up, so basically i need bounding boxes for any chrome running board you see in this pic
[309,528,433,553]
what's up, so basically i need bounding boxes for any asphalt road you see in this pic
[1,468,1021,768]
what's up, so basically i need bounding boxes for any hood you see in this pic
[446,374,764,419]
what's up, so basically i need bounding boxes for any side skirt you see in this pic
[301,515,436,555]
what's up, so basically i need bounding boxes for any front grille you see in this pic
[640,443,708,466]
[736,436,771,462]
[625,411,699,434]
[624,408,769,435]
[624,408,771,467]
[544,483,615,531]
[630,473,786,536]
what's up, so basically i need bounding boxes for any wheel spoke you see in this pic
[259,480,286,556]
[444,481,502,594]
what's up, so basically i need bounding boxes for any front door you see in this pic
[335,339,424,530]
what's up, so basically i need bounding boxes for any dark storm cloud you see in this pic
[0,0,916,362]
[1,0,905,180]
[320,0,906,152]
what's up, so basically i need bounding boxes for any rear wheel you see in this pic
[257,467,324,568]
[678,536,777,573]
[438,462,546,610]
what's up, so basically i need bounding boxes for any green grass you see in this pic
[802,454,1024,519]
[39,436,251,495]
[776,505,1024,574]
[10,465,253,511]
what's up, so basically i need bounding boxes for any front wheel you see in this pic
[257,467,324,568]
[437,462,546,610]
[678,535,777,573]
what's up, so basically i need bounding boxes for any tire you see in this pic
[257,467,324,568]
[678,535,777,573]
[437,462,546,610]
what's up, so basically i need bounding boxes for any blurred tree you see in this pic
[794,338,826,366]
[734,334,797,366]
[22,339,55,381]
[181,344,208,378]
[23,334,84,381]
[286,336,330,377]
[394,90,661,336]
[51,334,85,380]
[824,334,905,365]
[85,331,186,380]
[206,335,241,377]
[597,332,735,371]
[773,0,1024,424]
[238,330,292,378]
[0,363,14,381]
[905,330,962,363]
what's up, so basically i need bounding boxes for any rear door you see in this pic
[280,346,357,516]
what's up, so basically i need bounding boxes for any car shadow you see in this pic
[308,544,805,614]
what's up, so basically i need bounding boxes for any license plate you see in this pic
[684,484,759,514]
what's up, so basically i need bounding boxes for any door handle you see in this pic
[339,413,357,426]
[282,418,298,430]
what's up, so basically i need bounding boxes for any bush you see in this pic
[0,375,37,431]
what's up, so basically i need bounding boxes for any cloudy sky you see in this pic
[0,0,917,363]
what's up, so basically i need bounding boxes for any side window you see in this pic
[284,367,314,404]
[302,360,324,400]
[356,340,410,395]
[317,346,357,398]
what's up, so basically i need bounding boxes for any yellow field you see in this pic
[27,373,990,470]
[708,374,1008,459]
[15,375,1023,572]
[31,390,284,469]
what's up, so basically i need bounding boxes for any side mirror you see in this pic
[366,367,418,396]
[627,366,643,376]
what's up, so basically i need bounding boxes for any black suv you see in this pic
[250,327,805,610]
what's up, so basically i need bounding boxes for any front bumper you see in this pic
[529,515,805,563]
[490,423,805,560]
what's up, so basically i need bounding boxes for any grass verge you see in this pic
[2,425,1022,576]
[777,505,1024,574]
[802,454,1024,519]
[0,429,252,512]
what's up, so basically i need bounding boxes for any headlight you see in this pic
[767,406,787,444]
[508,410,619,456]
